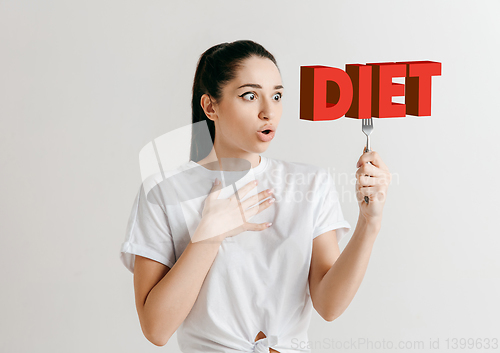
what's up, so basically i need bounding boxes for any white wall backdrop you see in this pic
[1,0,499,352]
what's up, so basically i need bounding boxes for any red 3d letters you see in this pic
[300,61,441,120]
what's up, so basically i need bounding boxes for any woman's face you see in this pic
[211,55,283,155]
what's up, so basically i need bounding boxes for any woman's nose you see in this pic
[259,99,275,120]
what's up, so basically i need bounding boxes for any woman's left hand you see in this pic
[355,146,392,225]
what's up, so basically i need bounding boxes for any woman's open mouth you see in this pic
[257,129,275,142]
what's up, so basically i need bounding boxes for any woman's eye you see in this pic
[273,93,282,101]
[240,92,256,101]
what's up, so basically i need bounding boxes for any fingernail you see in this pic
[267,188,274,194]
[214,178,220,185]
[268,198,275,204]
[267,222,273,227]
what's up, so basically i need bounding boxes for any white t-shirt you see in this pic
[120,155,351,353]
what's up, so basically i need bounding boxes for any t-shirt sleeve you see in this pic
[120,183,176,273]
[312,170,351,243]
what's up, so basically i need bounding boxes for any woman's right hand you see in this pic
[192,178,275,243]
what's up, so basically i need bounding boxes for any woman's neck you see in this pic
[196,148,261,171]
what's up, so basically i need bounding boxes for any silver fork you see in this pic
[361,118,373,205]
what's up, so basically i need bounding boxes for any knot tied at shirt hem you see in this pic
[253,334,279,353]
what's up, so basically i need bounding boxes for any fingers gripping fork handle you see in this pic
[361,118,373,204]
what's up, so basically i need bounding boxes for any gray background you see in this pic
[1,0,499,352]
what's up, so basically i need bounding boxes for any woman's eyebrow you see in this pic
[237,83,284,90]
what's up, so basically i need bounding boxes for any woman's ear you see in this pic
[200,94,217,121]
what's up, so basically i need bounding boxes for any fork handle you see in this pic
[364,138,372,204]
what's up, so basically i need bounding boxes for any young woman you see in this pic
[120,40,392,353]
